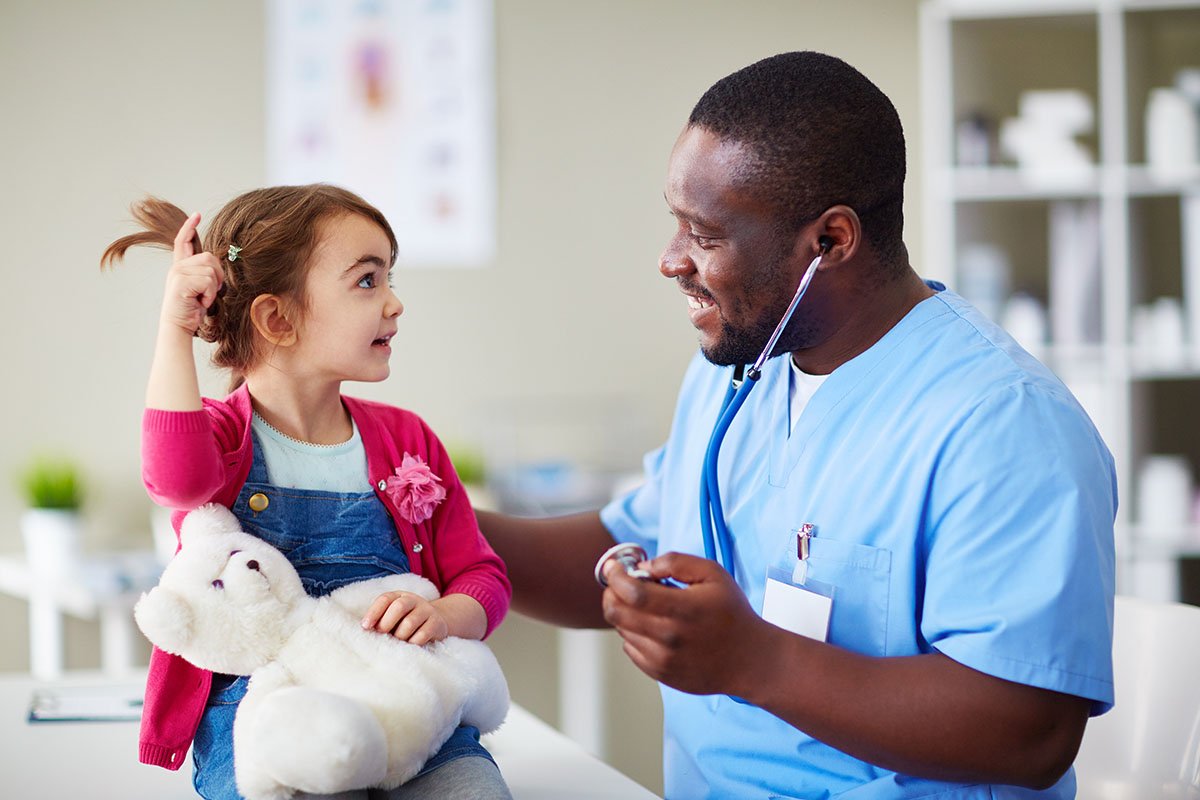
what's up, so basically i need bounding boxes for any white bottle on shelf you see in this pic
[1146,87,1199,179]
[1137,455,1194,543]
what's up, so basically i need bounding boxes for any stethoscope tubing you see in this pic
[700,373,755,577]
[699,248,827,580]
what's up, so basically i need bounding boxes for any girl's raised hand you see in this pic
[160,212,224,335]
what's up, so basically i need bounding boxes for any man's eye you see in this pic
[692,233,717,249]
[357,273,376,289]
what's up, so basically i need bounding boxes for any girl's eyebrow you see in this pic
[341,255,387,275]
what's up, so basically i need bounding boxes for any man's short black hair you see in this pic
[688,51,907,267]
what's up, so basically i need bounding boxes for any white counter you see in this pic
[0,673,659,799]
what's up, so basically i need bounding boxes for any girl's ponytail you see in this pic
[100,197,194,269]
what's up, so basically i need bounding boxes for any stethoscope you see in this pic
[699,236,832,581]
[594,236,832,589]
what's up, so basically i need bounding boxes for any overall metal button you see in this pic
[248,493,269,512]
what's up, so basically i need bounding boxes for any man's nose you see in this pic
[659,234,694,279]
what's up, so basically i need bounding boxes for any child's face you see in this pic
[291,213,402,384]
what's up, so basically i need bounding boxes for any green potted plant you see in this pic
[17,455,84,580]
[446,443,496,511]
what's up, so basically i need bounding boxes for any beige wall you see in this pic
[0,0,923,792]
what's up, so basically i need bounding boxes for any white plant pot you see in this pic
[150,505,178,566]
[20,509,83,582]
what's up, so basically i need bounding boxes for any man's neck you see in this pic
[790,268,933,375]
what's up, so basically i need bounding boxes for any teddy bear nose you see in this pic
[246,560,260,571]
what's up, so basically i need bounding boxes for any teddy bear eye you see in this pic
[212,579,224,589]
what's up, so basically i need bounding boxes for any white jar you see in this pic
[1137,455,1194,540]
[1146,87,1199,179]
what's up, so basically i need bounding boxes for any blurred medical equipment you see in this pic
[999,90,1094,184]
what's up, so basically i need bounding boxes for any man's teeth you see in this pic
[687,295,713,310]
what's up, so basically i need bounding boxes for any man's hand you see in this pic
[601,551,770,697]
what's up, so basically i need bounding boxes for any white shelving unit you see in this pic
[920,0,1200,602]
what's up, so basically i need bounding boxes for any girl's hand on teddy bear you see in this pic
[362,591,449,646]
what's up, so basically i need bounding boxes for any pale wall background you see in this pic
[0,0,924,792]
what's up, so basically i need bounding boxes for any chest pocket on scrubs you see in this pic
[804,537,892,657]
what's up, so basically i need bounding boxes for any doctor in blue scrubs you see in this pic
[479,51,1115,799]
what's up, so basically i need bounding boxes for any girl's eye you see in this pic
[357,273,377,289]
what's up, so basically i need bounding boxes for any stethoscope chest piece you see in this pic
[594,542,653,586]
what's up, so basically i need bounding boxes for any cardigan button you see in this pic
[412,543,424,553]
[377,479,387,491]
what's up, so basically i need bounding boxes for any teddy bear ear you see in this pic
[133,586,194,657]
[180,503,243,547]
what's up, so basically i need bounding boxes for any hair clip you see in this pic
[227,244,243,262]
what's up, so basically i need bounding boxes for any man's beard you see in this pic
[700,283,816,366]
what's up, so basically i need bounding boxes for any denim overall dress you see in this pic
[192,433,492,800]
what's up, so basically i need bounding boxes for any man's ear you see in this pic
[249,294,298,347]
[808,205,861,266]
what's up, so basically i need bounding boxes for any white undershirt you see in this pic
[251,413,371,492]
[788,358,829,436]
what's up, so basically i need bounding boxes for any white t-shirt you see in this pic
[251,413,371,492]
[788,357,829,435]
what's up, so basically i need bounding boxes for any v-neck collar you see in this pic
[767,291,954,487]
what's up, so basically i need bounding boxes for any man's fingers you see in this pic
[617,629,672,683]
[605,563,652,605]
[645,552,722,584]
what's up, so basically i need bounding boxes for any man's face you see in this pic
[659,126,812,366]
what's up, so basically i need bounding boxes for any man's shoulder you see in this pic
[909,291,1070,400]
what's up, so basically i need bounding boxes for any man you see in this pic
[479,51,1115,798]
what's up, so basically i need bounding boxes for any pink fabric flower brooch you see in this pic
[385,454,447,525]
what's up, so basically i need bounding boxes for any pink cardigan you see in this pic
[137,384,510,770]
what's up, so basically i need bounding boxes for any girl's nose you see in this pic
[386,289,404,318]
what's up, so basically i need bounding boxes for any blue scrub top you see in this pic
[602,288,1116,799]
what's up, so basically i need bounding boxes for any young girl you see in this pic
[102,185,512,800]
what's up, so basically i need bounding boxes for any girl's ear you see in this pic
[249,294,298,347]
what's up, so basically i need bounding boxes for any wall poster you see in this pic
[267,0,496,267]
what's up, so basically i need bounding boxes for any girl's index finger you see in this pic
[173,212,202,261]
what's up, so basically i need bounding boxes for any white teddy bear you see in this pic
[134,503,510,800]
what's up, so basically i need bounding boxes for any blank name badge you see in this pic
[762,565,833,642]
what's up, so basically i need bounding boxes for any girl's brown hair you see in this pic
[102,184,398,389]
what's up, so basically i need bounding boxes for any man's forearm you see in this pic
[742,629,1089,789]
[475,509,613,628]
